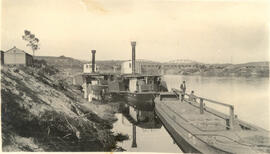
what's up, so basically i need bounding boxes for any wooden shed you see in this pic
[4,46,33,66]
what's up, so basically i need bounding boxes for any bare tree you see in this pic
[22,30,40,57]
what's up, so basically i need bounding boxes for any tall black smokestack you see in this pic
[91,50,96,73]
[131,41,136,74]
[131,124,137,148]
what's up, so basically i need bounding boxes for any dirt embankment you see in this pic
[1,64,123,152]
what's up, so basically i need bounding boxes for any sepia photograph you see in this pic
[1,0,270,153]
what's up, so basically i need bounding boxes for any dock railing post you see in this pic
[229,106,235,130]
[200,98,204,114]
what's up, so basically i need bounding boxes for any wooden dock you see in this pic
[154,90,270,153]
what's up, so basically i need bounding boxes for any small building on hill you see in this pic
[4,46,33,66]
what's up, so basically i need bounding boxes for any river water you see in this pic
[164,75,270,131]
[112,102,182,152]
[112,75,269,152]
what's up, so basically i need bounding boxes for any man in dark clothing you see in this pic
[180,81,186,102]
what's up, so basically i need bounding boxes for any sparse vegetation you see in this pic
[1,64,127,152]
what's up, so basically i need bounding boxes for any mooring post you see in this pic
[200,98,204,114]
[225,118,230,130]
[229,106,235,130]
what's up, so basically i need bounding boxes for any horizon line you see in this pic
[36,55,270,65]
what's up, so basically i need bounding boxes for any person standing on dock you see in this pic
[180,81,186,102]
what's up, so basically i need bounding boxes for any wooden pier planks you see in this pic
[163,100,227,131]
[155,94,270,153]
[155,101,230,153]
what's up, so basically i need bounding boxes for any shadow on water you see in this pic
[110,100,183,153]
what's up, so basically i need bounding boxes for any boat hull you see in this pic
[125,92,156,104]
[109,92,127,102]
[155,100,231,154]
[109,91,157,105]
[155,104,201,153]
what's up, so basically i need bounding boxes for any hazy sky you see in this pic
[1,0,269,63]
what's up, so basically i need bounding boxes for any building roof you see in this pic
[5,46,32,56]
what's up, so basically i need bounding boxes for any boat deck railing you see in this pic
[171,88,236,130]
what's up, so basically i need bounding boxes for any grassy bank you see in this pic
[1,62,125,152]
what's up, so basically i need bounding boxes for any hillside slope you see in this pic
[35,56,83,75]
[36,56,124,74]
[1,64,120,152]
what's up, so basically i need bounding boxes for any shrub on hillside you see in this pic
[33,59,59,76]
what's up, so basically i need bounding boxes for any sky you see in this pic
[1,0,269,63]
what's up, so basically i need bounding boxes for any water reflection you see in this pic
[112,101,182,152]
[111,75,269,152]
[122,101,162,129]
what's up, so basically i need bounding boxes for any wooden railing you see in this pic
[172,88,235,130]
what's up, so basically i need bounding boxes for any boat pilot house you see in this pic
[121,60,142,74]
[83,64,98,73]
[109,74,161,93]
[124,74,160,92]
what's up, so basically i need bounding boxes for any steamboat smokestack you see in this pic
[91,50,96,73]
[131,124,137,148]
[131,41,136,74]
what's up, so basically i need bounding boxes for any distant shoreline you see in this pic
[162,73,269,78]
[35,56,269,78]
[161,66,269,78]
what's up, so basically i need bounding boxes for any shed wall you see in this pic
[4,52,26,65]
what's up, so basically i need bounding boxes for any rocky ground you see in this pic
[1,62,126,152]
